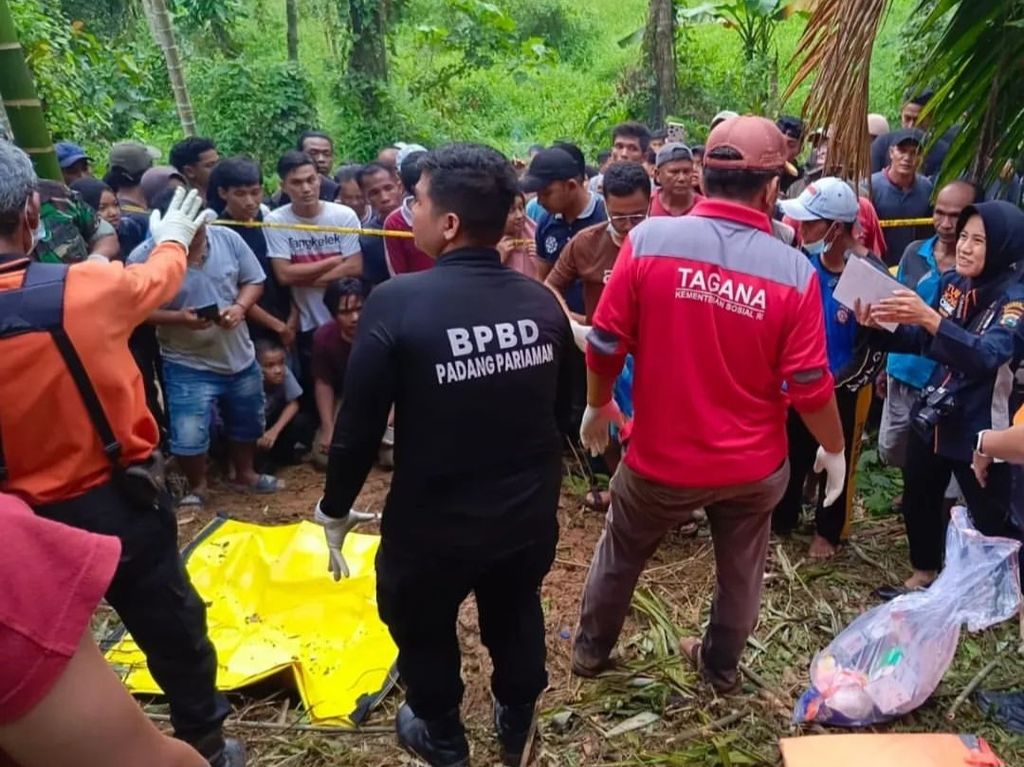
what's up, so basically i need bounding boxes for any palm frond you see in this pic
[783,0,890,187]
[910,0,1024,186]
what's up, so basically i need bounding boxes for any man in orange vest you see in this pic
[0,141,244,767]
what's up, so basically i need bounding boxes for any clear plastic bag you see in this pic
[794,507,1022,727]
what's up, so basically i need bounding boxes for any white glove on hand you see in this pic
[580,401,625,457]
[148,187,210,248]
[314,500,379,581]
[813,446,847,507]
[569,320,591,353]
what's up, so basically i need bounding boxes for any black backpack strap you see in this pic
[49,325,122,465]
[0,263,121,483]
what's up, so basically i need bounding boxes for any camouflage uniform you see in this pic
[33,179,115,264]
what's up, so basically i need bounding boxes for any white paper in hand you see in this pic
[833,255,903,332]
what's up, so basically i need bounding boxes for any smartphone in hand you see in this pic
[194,304,221,323]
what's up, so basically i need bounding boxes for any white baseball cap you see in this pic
[780,177,859,223]
[711,110,739,129]
[395,143,427,170]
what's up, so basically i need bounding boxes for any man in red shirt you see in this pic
[384,147,435,276]
[649,143,703,217]
[0,493,207,767]
[573,117,847,694]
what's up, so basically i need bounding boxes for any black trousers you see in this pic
[129,325,166,436]
[376,526,557,721]
[296,328,317,416]
[35,480,230,751]
[902,427,1016,571]
[257,409,316,473]
[773,386,872,545]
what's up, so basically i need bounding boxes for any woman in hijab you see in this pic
[861,200,1024,583]
[70,177,146,260]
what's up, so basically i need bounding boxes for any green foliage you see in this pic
[10,0,154,147]
[8,0,925,170]
[502,0,595,65]
[190,60,320,169]
[57,0,135,38]
[410,0,556,95]
[679,0,801,62]
[170,0,244,55]
[856,447,903,518]
[910,0,1024,185]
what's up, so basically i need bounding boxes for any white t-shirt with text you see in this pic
[264,202,361,332]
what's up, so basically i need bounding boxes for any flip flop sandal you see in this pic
[177,492,206,512]
[228,474,284,494]
[872,583,928,602]
[676,521,699,537]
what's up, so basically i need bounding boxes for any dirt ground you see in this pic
[159,459,1024,767]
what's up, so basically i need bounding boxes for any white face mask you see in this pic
[31,220,45,251]
[607,223,624,247]
[803,223,836,257]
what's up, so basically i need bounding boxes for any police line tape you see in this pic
[211,218,535,246]
[877,217,933,229]
[211,218,416,239]
[211,215,930,239]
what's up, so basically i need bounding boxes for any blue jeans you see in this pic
[163,359,265,456]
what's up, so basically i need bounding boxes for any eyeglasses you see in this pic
[608,214,648,225]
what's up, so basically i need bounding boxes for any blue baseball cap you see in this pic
[55,142,90,169]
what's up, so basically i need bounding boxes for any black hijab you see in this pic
[954,200,1024,325]
[69,177,111,213]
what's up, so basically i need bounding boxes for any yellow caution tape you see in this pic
[878,217,933,229]
[212,218,416,239]
[211,218,534,246]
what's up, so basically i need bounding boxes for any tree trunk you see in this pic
[142,0,197,136]
[286,0,299,61]
[347,0,388,89]
[643,0,676,126]
[0,0,61,180]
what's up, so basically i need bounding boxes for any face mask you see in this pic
[803,238,826,257]
[31,220,45,251]
[607,223,624,247]
[803,223,835,258]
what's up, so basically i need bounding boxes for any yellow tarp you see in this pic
[105,518,397,727]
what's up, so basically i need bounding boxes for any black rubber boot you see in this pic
[396,703,470,767]
[494,701,535,766]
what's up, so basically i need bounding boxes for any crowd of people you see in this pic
[1,86,1023,767]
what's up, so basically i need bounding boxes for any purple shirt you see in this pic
[311,320,352,395]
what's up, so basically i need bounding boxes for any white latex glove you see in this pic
[569,319,591,353]
[148,187,211,247]
[580,400,625,457]
[813,446,847,507]
[314,499,380,581]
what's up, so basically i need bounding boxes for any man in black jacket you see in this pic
[315,143,574,767]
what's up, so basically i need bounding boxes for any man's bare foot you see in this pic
[808,535,837,559]
[904,570,937,590]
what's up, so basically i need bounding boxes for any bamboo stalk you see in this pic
[141,0,196,136]
[0,0,61,179]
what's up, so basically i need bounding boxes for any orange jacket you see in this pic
[0,243,186,505]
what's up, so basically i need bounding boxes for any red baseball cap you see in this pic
[703,116,787,172]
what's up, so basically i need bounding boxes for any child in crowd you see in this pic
[255,339,311,469]
[70,177,147,259]
[497,191,538,279]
